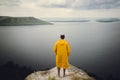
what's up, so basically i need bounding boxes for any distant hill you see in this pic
[0,16,52,26]
[96,18,120,23]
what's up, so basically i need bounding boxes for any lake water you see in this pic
[0,21,120,78]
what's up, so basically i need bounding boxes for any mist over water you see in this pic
[0,21,120,78]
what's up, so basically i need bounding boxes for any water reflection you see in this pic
[0,22,120,78]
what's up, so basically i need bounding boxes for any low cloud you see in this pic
[0,0,120,9]
[41,0,120,9]
[0,0,21,6]
[0,0,120,18]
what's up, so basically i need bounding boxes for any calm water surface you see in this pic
[0,22,120,77]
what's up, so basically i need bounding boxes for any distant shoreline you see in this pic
[43,18,120,23]
[0,16,53,26]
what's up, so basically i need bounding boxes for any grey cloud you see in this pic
[42,4,67,8]
[0,0,21,6]
[81,0,120,9]
[41,0,120,9]
[1,0,120,9]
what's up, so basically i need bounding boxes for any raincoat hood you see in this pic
[58,39,66,45]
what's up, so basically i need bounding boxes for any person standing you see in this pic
[53,34,71,77]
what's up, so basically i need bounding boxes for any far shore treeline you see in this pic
[0,16,52,26]
[0,16,120,26]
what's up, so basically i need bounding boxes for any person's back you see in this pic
[53,34,71,77]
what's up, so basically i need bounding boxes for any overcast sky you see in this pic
[0,0,120,18]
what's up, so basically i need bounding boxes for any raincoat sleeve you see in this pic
[53,42,57,55]
[66,42,71,56]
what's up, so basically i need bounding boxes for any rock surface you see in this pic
[25,65,95,80]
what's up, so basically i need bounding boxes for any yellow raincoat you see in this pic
[53,39,71,69]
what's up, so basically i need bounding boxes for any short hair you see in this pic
[60,34,65,39]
